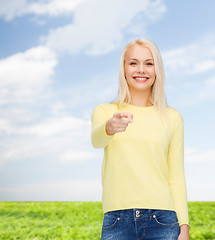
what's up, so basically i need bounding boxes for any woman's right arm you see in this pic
[91,105,115,148]
[91,104,133,148]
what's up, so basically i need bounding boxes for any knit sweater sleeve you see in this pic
[91,104,114,148]
[167,110,189,226]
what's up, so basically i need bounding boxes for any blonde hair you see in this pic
[110,38,169,123]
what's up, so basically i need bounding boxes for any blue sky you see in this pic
[0,0,214,201]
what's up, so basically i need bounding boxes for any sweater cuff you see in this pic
[91,121,114,148]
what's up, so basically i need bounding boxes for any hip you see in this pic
[101,208,180,240]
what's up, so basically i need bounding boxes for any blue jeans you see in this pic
[101,208,180,240]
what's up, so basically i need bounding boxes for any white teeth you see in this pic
[135,77,147,80]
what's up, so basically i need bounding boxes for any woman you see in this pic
[91,38,189,240]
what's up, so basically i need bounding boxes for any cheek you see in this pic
[149,68,156,77]
[125,66,133,77]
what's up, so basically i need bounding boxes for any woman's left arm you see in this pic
[178,224,189,240]
[167,111,189,237]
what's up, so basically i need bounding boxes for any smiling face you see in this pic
[124,44,156,95]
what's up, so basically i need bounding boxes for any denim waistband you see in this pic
[104,208,176,220]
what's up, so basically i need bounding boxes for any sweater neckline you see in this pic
[124,103,155,110]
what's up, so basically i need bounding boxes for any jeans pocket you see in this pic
[152,210,179,226]
[102,213,120,230]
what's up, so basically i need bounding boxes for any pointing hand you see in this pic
[105,112,133,135]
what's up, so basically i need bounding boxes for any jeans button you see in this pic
[136,210,140,217]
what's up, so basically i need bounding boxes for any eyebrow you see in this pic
[128,58,154,61]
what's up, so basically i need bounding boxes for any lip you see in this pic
[133,76,149,83]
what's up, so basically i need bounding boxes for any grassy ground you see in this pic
[0,201,214,239]
[188,202,215,239]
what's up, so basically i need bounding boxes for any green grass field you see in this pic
[0,201,214,239]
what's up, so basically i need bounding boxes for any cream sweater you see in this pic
[91,102,189,226]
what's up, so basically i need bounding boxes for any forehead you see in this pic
[125,44,153,60]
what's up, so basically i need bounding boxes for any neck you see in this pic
[129,88,153,107]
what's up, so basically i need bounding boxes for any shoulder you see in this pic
[91,102,119,117]
[167,106,183,120]
[166,106,184,130]
[92,102,118,111]
[98,102,118,111]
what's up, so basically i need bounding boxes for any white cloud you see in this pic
[0,45,57,104]
[0,115,96,168]
[59,151,97,163]
[0,0,84,21]
[61,71,119,109]
[26,0,84,17]
[0,0,27,21]
[21,116,90,137]
[185,148,215,201]
[0,66,117,168]
[184,148,215,201]
[0,116,89,136]
[185,148,215,163]
[198,76,215,100]
[162,35,215,75]
[43,0,166,55]
[0,179,102,201]
[163,35,215,107]
[167,74,215,107]
[0,107,39,123]
[187,181,215,201]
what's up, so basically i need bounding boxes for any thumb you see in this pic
[120,112,133,123]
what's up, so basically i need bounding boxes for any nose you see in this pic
[137,63,146,73]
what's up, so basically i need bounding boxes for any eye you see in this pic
[146,62,153,66]
[130,62,137,65]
